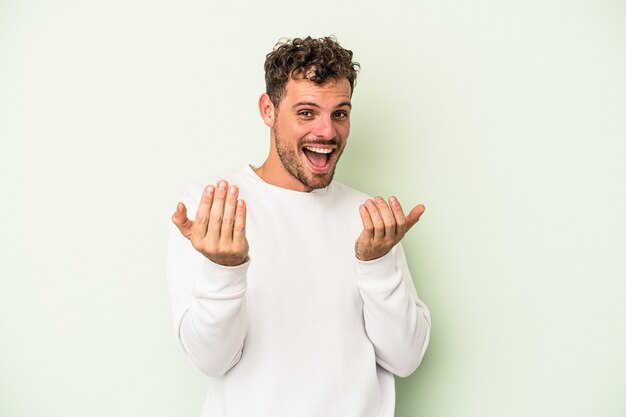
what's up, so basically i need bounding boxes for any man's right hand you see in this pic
[172,180,249,267]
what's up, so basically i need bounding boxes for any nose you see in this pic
[313,114,336,140]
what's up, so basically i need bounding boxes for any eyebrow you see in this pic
[293,101,352,110]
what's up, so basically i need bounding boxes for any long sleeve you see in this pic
[166,184,249,377]
[355,243,431,377]
[166,172,431,416]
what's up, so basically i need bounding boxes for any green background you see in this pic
[1,0,624,416]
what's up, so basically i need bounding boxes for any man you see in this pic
[167,36,430,417]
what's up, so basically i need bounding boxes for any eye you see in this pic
[298,110,314,119]
[333,110,349,120]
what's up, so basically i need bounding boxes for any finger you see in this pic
[358,204,374,241]
[220,184,239,242]
[388,196,407,235]
[207,180,229,239]
[406,204,426,231]
[374,196,396,238]
[171,202,194,239]
[191,185,215,240]
[364,199,385,242]
[233,199,247,242]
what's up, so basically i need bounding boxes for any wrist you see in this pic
[354,242,389,262]
[205,253,250,267]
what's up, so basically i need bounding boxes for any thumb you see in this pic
[405,204,425,231]
[171,202,194,238]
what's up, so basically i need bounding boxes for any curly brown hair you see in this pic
[264,36,360,107]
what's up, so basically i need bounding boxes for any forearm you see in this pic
[356,244,431,377]
[167,219,249,377]
[178,259,249,377]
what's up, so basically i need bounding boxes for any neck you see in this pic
[253,158,313,193]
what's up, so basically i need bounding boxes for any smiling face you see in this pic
[258,77,352,192]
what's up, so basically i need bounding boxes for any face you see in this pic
[264,77,352,191]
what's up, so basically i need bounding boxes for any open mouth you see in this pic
[302,145,335,172]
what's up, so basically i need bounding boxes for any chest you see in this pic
[243,192,364,324]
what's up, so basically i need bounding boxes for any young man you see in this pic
[167,36,430,417]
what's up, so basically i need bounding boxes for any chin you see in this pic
[304,173,334,190]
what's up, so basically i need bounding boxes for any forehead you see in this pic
[281,78,351,106]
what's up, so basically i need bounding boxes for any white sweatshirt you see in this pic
[166,166,431,417]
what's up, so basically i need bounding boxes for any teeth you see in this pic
[304,146,333,154]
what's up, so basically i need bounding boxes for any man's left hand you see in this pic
[355,196,425,261]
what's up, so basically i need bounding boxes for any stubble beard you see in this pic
[273,126,343,191]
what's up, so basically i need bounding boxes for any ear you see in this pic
[258,93,276,127]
